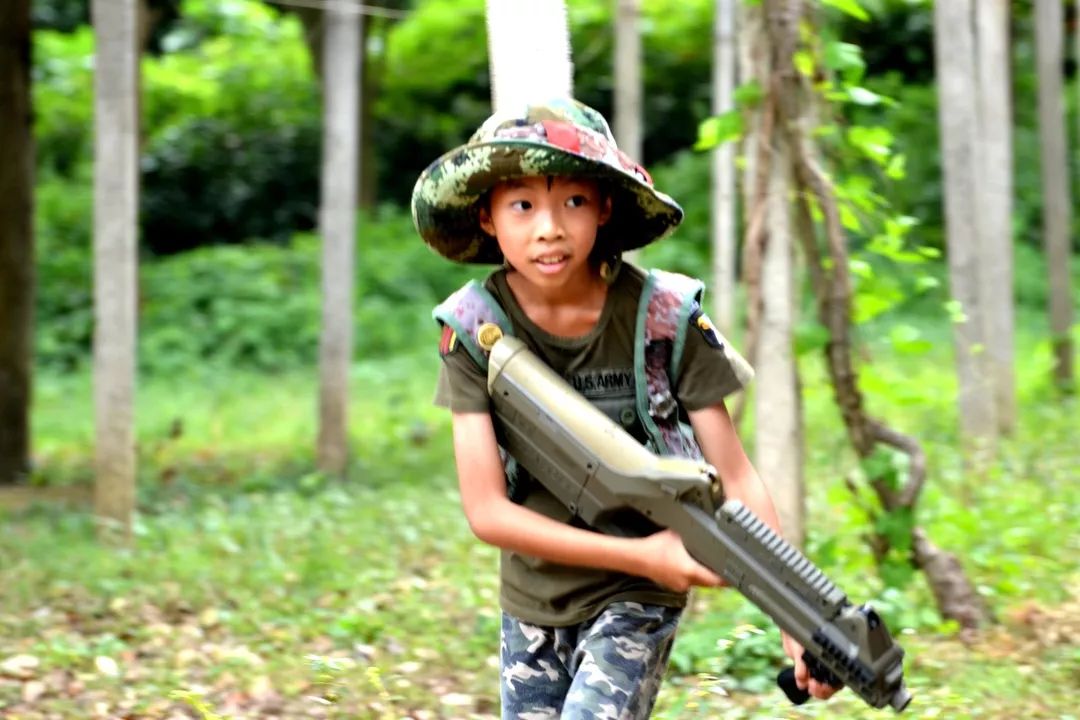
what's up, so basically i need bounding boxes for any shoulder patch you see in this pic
[689,305,724,350]
[439,325,458,357]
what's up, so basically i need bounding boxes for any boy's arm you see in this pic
[451,411,723,593]
[687,401,840,702]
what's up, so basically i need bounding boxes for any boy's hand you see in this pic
[639,529,726,592]
[782,633,843,701]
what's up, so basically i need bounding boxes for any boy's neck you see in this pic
[504,267,609,337]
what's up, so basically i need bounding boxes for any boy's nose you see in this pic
[534,207,564,241]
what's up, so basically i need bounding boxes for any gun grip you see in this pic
[777,651,844,705]
[776,667,811,705]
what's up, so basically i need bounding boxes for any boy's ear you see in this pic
[598,194,613,227]
[478,205,496,236]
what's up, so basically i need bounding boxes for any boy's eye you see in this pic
[566,194,588,208]
[510,199,532,211]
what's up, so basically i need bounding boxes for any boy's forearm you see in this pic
[721,465,785,536]
[469,493,649,577]
[688,403,786,537]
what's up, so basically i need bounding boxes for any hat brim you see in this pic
[411,140,684,264]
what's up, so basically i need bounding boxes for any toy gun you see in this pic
[486,335,912,712]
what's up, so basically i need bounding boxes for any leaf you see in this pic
[875,509,915,554]
[1,654,40,680]
[848,258,874,279]
[441,692,475,707]
[733,80,764,109]
[889,324,933,356]
[915,275,940,292]
[847,86,887,106]
[794,49,815,77]
[823,41,866,77]
[94,655,121,677]
[854,290,903,324]
[821,0,871,21]
[694,110,744,151]
[795,322,830,356]
[839,203,863,232]
[944,299,968,324]
[847,125,894,165]
[885,153,907,179]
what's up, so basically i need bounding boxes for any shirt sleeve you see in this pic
[674,303,755,412]
[433,339,491,413]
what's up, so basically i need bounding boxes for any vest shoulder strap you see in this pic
[432,278,513,371]
[634,268,705,458]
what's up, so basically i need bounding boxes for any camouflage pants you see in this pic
[499,601,682,720]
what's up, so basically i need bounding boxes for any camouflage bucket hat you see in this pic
[411,97,684,264]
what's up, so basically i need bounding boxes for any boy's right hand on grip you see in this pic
[639,529,726,592]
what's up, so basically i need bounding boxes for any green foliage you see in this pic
[139,2,321,252]
[35,204,481,373]
[32,0,90,32]
[32,27,95,176]
[140,116,321,253]
[35,168,94,373]
[637,148,713,275]
[32,0,321,254]
[669,606,788,694]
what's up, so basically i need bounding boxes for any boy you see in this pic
[412,97,839,718]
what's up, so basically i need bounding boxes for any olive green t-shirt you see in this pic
[434,264,753,627]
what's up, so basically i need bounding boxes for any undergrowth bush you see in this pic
[35,205,482,374]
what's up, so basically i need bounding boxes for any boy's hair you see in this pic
[412,97,683,265]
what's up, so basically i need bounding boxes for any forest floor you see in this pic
[2,475,1076,720]
[3,343,1078,719]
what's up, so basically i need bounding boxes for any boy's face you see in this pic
[479,175,612,290]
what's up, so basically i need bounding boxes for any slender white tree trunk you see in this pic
[738,0,803,546]
[974,0,1015,433]
[614,0,642,162]
[614,0,643,265]
[92,0,139,539]
[317,7,362,477]
[711,0,737,335]
[933,0,997,441]
[755,129,803,545]
[1034,0,1076,389]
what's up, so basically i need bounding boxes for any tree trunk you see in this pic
[317,6,362,477]
[766,0,987,627]
[730,0,768,430]
[933,0,998,442]
[292,7,377,209]
[737,1,804,545]
[0,0,34,487]
[613,0,643,162]
[1034,0,1076,391]
[614,0,642,265]
[92,0,140,541]
[711,0,738,336]
[974,0,1015,433]
[755,128,804,545]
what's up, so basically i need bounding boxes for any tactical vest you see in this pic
[433,267,705,461]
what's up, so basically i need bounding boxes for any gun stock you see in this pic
[487,336,912,712]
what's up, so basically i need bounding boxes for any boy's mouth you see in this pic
[534,253,570,273]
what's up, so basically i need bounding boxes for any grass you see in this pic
[2,315,1079,718]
